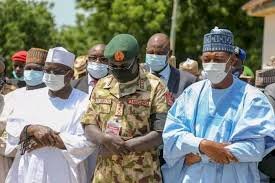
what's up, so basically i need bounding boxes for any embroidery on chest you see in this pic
[94,98,112,105]
[127,99,150,107]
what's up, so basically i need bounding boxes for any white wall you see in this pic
[262,14,275,68]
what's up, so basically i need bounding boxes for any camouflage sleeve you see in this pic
[81,92,98,126]
[150,81,169,131]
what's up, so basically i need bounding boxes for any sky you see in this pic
[34,0,77,27]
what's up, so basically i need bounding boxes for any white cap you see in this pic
[46,47,75,69]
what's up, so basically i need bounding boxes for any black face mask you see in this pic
[110,59,139,83]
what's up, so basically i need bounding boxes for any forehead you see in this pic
[13,61,25,66]
[88,47,105,56]
[202,52,230,58]
[44,62,71,70]
[25,63,43,69]
[147,39,169,49]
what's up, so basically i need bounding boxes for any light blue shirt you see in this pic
[158,64,171,85]
[88,74,95,95]
[162,77,275,183]
[146,64,171,85]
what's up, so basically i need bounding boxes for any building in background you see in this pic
[242,0,275,69]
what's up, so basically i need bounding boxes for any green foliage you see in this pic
[0,0,57,74]
[69,0,172,57]
[71,0,263,72]
[1,0,263,74]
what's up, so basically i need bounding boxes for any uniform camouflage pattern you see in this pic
[82,68,169,183]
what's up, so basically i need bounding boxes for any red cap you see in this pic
[11,51,27,63]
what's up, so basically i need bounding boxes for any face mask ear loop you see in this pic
[225,54,233,74]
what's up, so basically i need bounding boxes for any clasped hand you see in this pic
[184,140,238,166]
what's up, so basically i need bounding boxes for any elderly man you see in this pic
[3,48,47,103]
[162,27,275,183]
[72,44,109,180]
[5,47,95,183]
[2,48,48,143]
[144,33,197,166]
[72,44,108,95]
[145,33,196,102]
[0,48,48,182]
[82,34,169,182]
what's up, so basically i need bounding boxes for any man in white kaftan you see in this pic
[5,47,95,183]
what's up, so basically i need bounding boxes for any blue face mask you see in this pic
[12,71,24,81]
[24,70,44,86]
[145,54,167,72]
[87,62,108,79]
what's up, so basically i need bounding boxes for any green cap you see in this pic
[104,34,139,62]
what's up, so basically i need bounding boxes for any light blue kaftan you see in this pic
[162,78,275,183]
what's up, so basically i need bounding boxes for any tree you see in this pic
[0,0,57,74]
[67,0,263,72]
[70,0,172,56]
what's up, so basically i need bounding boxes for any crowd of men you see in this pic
[0,26,274,183]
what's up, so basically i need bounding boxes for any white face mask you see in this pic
[87,62,108,79]
[202,56,231,84]
[42,73,65,91]
[145,54,167,72]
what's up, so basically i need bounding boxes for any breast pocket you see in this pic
[94,98,112,114]
[126,98,151,117]
[98,104,111,114]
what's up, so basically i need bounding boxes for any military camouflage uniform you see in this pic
[82,68,169,183]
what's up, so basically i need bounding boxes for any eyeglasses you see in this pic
[43,68,70,75]
[202,54,232,63]
[88,56,108,63]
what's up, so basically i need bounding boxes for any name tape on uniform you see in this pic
[127,99,150,107]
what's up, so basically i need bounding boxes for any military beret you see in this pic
[104,34,139,62]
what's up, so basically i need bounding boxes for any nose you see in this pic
[16,66,21,71]
[95,58,101,63]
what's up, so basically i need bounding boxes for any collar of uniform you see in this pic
[136,68,147,92]
[103,75,115,89]
[110,76,139,98]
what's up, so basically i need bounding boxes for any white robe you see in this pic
[5,87,95,183]
[0,94,13,183]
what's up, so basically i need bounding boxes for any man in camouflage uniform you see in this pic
[82,34,169,183]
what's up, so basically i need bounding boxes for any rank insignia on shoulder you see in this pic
[165,92,175,106]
